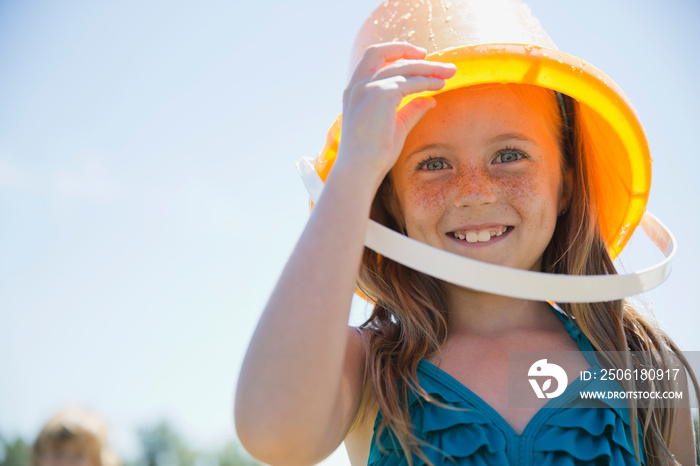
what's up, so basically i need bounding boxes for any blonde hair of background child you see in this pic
[32,406,120,466]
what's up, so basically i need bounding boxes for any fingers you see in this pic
[372,59,457,81]
[349,42,428,84]
[337,42,455,179]
[345,43,456,107]
[363,75,448,99]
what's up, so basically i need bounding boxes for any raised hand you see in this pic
[335,42,457,185]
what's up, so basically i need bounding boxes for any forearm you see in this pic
[235,163,380,450]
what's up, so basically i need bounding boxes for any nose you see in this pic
[452,166,498,208]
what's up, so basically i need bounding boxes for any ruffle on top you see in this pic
[367,308,645,466]
[533,401,645,465]
[368,371,510,466]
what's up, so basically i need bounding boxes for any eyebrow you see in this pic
[488,132,537,145]
[405,143,452,162]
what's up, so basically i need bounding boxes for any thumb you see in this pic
[396,96,437,135]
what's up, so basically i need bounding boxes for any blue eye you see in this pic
[495,149,526,163]
[419,158,450,171]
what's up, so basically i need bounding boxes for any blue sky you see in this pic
[1,1,698,465]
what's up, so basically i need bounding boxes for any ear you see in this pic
[559,169,574,214]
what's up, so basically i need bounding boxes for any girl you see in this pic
[235,1,699,465]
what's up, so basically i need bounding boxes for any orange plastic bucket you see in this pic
[314,0,651,258]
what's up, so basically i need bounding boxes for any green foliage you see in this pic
[0,434,31,466]
[121,421,260,466]
[127,421,198,466]
[215,440,259,466]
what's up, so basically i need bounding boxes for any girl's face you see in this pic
[390,84,570,272]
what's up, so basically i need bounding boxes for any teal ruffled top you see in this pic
[368,306,645,465]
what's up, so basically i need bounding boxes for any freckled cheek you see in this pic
[503,176,559,231]
[399,181,448,238]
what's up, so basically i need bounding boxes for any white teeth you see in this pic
[477,231,491,242]
[453,226,508,243]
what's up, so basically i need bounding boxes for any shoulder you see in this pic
[345,326,377,421]
[344,326,368,393]
[343,326,376,426]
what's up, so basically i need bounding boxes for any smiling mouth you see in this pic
[450,226,511,243]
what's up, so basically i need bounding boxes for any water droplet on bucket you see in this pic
[373,19,379,25]
[407,30,416,37]
[402,12,411,19]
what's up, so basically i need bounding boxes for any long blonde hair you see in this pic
[354,83,700,466]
